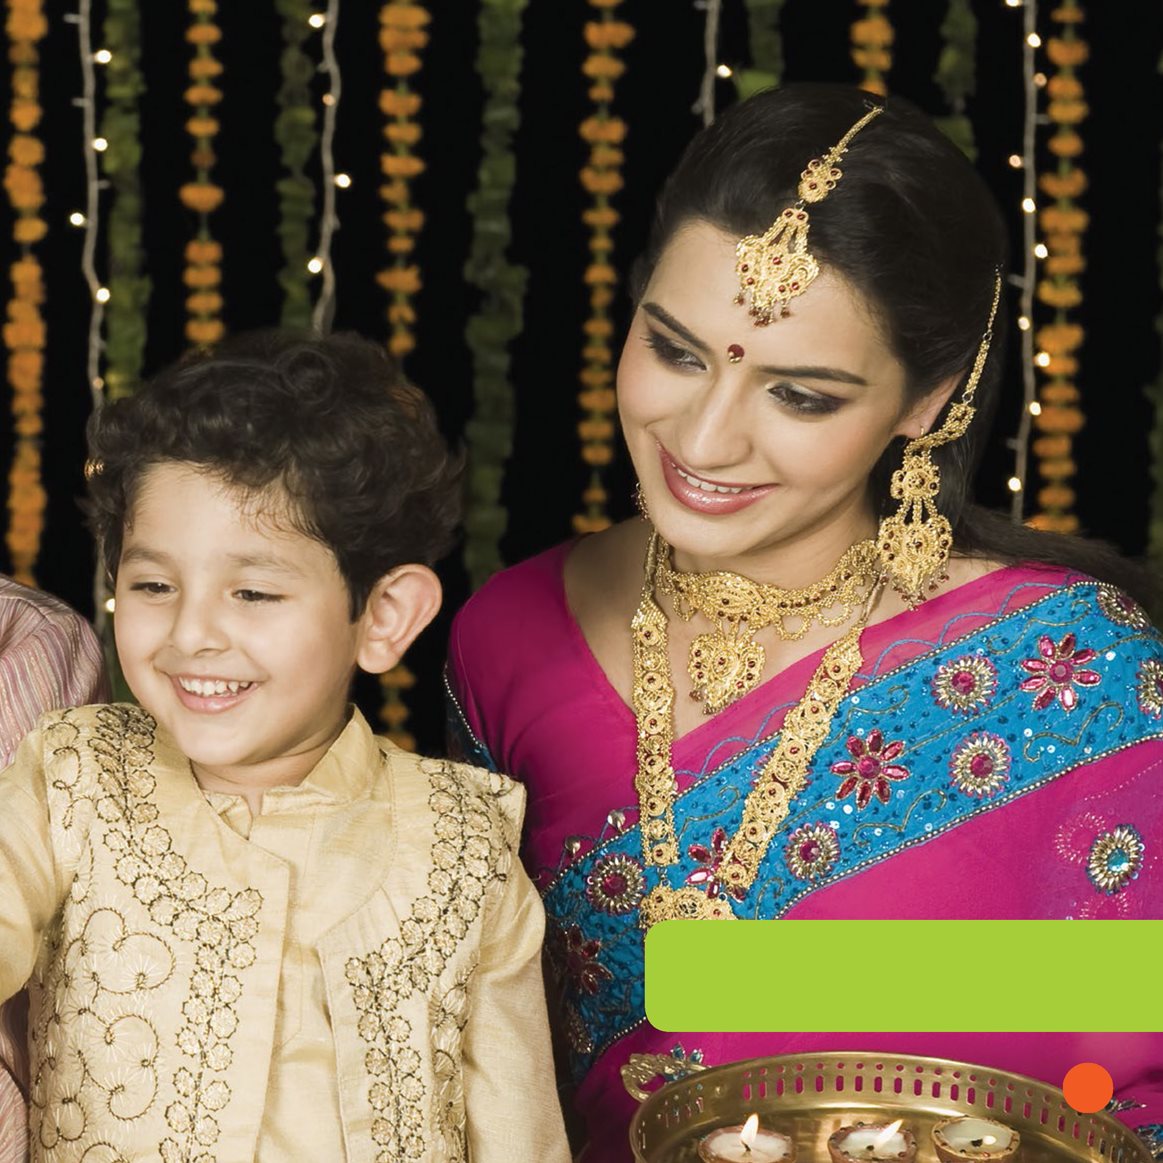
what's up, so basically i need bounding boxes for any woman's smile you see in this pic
[658,442,778,514]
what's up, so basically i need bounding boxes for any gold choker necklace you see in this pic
[632,533,882,926]
[653,535,881,714]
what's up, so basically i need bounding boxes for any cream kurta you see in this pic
[0,703,570,1162]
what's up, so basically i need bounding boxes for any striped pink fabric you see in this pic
[0,576,108,1163]
[0,576,110,765]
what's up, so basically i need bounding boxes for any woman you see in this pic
[447,84,1163,1160]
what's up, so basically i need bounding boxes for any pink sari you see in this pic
[447,542,1163,1162]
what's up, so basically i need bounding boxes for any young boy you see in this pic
[0,332,570,1162]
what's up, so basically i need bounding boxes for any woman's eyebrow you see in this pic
[641,303,710,354]
[754,363,869,386]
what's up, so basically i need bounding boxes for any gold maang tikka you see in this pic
[735,103,883,325]
[654,536,881,714]
[876,271,1003,606]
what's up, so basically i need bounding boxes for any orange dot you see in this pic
[1062,1062,1114,1113]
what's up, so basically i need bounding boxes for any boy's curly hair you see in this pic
[86,330,463,618]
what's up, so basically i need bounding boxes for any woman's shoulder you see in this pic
[971,560,1154,616]
[447,541,583,700]
[451,540,574,639]
[945,558,1119,610]
[451,522,647,637]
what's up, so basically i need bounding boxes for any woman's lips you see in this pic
[658,445,776,515]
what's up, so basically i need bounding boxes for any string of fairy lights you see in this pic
[1005,0,1042,517]
[697,0,725,128]
[73,0,108,411]
[65,1,114,625]
[310,0,345,335]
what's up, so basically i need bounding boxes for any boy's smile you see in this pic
[114,461,368,807]
[172,674,258,710]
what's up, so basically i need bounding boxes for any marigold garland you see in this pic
[574,2,634,536]
[275,0,319,328]
[101,0,150,401]
[376,1,430,750]
[850,0,892,97]
[462,0,529,590]
[4,0,48,585]
[1029,2,1087,536]
[180,0,225,350]
[933,0,977,159]
[377,1,428,360]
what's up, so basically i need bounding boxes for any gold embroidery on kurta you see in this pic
[32,706,261,1163]
[429,969,473,1160]
[345,760,513,1162]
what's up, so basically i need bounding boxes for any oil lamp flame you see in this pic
[873,1120,903,1150]
[740,1114,760,1150]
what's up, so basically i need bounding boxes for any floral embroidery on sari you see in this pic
[683,827,747,901]
[1096,583,1150,630]
[1019,632,1101,712]
[558,926,614,996]
[830,728,910,807]
[931,654,998,713]
[1137,659,1163,718]
[784,822,841,880]
[949,732,1011,797]
[1087,826,1145,895]
[584,854,645,916]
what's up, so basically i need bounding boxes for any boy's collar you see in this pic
[190,705,382,814]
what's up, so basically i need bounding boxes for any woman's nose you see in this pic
[673,376,751,473]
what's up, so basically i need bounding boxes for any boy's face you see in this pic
[114,462,363,791]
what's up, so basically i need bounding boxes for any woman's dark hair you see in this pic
[87,329,463,618]
[634,83,1153,604]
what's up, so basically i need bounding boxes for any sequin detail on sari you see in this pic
[785,823,841,880]
[1087,826,1145,895]
[949,732,1012,797]
[932,654,999,713]
[1137,660,1163,718]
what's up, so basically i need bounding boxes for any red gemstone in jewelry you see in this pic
[727,344,744,364]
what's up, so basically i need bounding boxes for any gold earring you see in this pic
[876,437,953,607]
[877,273,1003,606]
[633,482,650,521]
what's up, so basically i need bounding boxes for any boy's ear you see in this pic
[355,565,442,675]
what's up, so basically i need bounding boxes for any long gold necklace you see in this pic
[654,534,880,714]
[632,532,880,927]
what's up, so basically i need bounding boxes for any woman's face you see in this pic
[618,220,931,577]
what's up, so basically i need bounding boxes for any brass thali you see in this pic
[625,1052,1155,1162]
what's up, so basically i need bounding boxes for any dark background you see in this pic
[5,0,1161,753]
